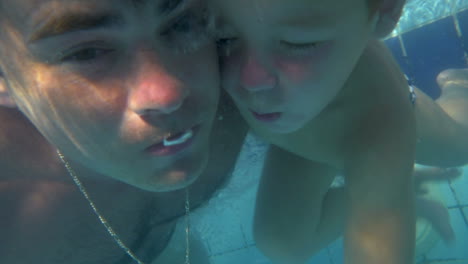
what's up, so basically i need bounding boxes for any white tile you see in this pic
[307,248,333,264]
[427,260,468,264]
[438,181,459,207]
[248,247,275,264]
[451,167,468,205]
[210,246,264,264]
[327,237,344,264]
[193,134,267,255]
[426,209,468,259]
[210,244,334,264]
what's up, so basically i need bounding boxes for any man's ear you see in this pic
[0,69,17,108]
[372,0,406,38]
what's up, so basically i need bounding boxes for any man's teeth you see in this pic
[163,129,194,147]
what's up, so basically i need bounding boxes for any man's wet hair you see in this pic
[367,0,382,15]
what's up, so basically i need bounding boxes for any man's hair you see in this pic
[367,0,382,15]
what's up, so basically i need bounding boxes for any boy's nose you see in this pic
[240,54,277,92]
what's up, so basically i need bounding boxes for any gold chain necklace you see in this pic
[57,150,191,264]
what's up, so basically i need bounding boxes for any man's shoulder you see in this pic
[0,107,58,180]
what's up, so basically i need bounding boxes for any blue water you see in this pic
[396,0,468,35]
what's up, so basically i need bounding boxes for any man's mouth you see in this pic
[145,125,200,156]
[163,129,194,147]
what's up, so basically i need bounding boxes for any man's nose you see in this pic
[128,52,189,116]
[240,53,277,92]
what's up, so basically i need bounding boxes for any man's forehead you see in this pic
[1,0,187,31]
[224,0,362,15]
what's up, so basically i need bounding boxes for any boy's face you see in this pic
[215,0,378,133]
[0,0,219,192]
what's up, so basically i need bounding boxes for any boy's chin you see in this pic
[262,121,305,134]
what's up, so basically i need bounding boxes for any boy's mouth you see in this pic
[250,110,282,122]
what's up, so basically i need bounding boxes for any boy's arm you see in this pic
[253,145,341,263]
[344,110,416,264]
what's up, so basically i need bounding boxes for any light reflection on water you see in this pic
[392,0,468,35]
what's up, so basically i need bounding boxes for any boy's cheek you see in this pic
[275,59,312,84]
[273,43,333,84]
[221,53,312,86]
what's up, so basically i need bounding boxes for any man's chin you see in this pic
[139,154,208,192]
[136,172,199,192]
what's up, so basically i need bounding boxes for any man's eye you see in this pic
[216,37,238,47]
[162,12,207,40]
[61,48,112,62]
[160,11,212,54]
[170,13,199,34]
[216,37,239,56]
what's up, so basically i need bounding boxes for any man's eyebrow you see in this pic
[157,0,185,14]
[29,12,124,42]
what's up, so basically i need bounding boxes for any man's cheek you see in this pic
[220,56,241,89]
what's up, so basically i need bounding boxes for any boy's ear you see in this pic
[0,70,17,108]
[372,0,406,38]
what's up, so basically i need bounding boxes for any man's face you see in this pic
[0,0,219,192]
[213,0,377,133]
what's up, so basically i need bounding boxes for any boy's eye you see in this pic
[279,41,320,56]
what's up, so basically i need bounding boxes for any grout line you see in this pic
[326,247,335,264]
[209,243,257,257]
[448,179,468,226]
[447,204,468,209]
[240,224,249,247]
[419,254,428,264]
[206,239,212,256]
[423,258,468,263]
